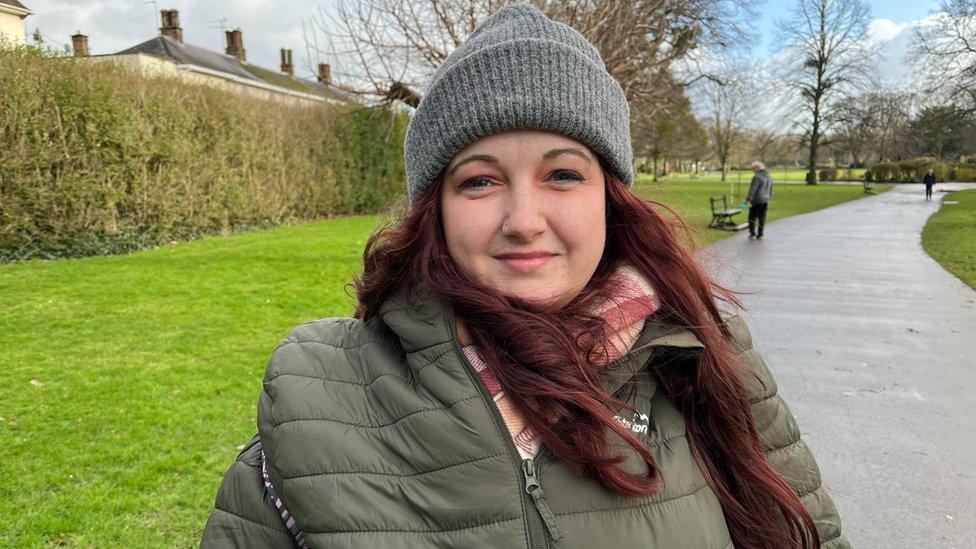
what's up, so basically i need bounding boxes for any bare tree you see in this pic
[698,75,754,181]
[833,91,916,164]
[632,75,707,180]
[777,0,877,184]
[749,129,785,164]
[911,0,976,112]
[906,105,976,159]
[304,0,758,111]
[832,94,876,166]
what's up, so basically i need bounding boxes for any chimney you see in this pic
[280,49,293,76]
[317,63,331,86]
[225,29,245,61]
[71,32,89,57]
[160,9,183,42]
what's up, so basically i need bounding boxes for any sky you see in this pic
[21,0,946,84]
[754,0,941,53]
[752,0,943,85]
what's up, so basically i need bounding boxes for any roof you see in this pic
[0,0,28,10]
[0,0,31,17]
[114,35,349,103]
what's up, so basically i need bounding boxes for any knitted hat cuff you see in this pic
[403,8,632,201]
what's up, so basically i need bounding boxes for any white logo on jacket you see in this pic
[613,411,649,434]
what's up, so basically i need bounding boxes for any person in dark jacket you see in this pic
[923,169,936,200]
[746,161,773,240]
[201,5,848,549]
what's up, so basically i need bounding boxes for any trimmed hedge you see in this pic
[864,158,976,183]
[818,169,838,182]
[0,44,408,262]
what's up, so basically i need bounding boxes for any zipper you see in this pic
[446,306,553,549]
[522,458,565,542]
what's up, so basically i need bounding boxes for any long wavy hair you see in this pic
[354,171,819,549]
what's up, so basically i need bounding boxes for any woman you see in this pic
[202,4,848,548]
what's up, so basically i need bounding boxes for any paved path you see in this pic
[704,183,976,548]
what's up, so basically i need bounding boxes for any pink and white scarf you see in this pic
[462,265,660,459]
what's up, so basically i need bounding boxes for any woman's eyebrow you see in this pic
[446,154,498,176]
[446,147,590,177]
[543,148,592,163]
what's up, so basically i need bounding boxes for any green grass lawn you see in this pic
[922,189,976,289]
[0,180,887,546]
[633,175,888,245]
[657,167,867,184]
[0,217,376,546]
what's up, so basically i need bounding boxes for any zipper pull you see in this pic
[522,458,565,541]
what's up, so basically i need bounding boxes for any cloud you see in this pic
[685,12,946,131]
[868,18,910,43]
[868,13,949,89]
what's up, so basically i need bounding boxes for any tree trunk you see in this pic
[652,156,659,182]
[807,122,820,185]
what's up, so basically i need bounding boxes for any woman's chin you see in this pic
[493,283,576,308]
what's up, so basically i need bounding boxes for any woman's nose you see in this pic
[501,183,547,241]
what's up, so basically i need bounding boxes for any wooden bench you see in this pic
[708,194,748,230]
[863,180,875,194]
[708,195,746,230]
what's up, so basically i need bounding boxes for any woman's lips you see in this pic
[495,253,556,273]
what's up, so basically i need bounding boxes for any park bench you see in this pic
[708,195,747,231]
[863,180,875,194]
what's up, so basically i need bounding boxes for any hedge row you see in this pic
[864,159,976,183]
[0,44,408,262]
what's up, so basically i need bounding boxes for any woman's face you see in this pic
[440,130,606,307]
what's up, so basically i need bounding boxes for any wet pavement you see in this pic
[705,183,976,548]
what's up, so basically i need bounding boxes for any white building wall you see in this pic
[0,11,26,45]
[79,53,330,108]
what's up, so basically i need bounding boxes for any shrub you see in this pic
[818,168,838,182]
[869,162,898,183]
[951,166,976,181]
[0,45,407,262]
[864,158,952,183]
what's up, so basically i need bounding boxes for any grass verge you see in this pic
[654,167,867,183]
[0,181,885,545]
[922,189,976,289]
[634,176,890,245]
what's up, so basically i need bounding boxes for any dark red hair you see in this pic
[354,172,819,549]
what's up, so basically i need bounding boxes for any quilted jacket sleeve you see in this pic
[200,435,297,548]
[726,314,851,549]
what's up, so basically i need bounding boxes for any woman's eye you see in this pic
[551,170,583,182]
[459,176,493,189]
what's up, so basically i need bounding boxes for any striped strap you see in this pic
[261,450,308,548]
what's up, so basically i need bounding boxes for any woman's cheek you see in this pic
[560,204,605,253]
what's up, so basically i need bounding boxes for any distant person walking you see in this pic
[923,169,935,201]
[747,161,773,240]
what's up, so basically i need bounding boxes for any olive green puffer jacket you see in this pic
[202,288,849,548]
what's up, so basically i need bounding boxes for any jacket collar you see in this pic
[603,315,705,395]
[378,286,705,394]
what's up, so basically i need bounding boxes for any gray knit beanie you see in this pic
[403,2,633,201]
